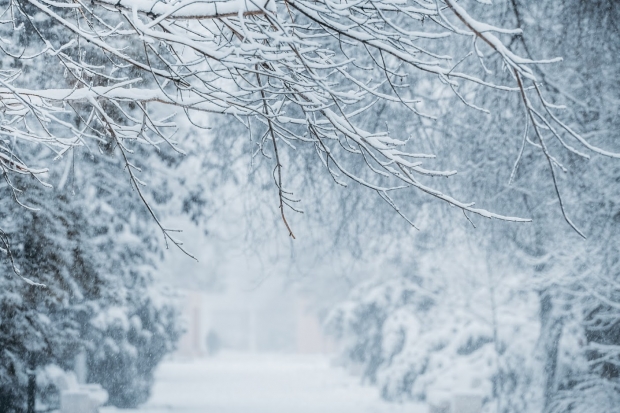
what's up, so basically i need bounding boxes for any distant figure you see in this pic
[206,330,221,356]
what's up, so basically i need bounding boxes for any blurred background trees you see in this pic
[0,121,212,410]
[309,1,620,412]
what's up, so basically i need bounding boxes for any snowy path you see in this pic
[102,352,427,413]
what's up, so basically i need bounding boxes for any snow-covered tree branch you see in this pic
[2,0,618,245]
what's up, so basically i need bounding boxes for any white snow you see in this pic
[101,352,428,413]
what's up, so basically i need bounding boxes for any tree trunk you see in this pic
[27,354,36,413]
[537,291,563,413]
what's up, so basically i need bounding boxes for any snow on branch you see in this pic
[1,83,249,114]
[93,0,276,20]
[2,0,615,252]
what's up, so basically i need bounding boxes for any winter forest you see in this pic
[0,0,618,412]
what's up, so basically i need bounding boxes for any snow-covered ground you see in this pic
[102,352,427,413]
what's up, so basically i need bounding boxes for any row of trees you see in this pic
[320,1,620,412]
[1,0,223,409]
[0,135,194,410]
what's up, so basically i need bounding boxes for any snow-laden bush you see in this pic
[326,273,542,412]
[86,288,181,407]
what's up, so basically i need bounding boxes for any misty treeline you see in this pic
[0,0,618,412]
[321,2,620,413]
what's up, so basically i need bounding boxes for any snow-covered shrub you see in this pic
[326,272,542,412]
[86,289,181,407]
[326,275,436,400]
[326,274,495,399]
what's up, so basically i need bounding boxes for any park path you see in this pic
[102,352,426,413]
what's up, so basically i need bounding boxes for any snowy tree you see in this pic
[2,0,618,249]
[0,127,197,410]
[317,1,620,413]
[464,2,620,411]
